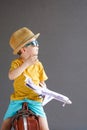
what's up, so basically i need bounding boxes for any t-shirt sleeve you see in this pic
[9,59,21,71]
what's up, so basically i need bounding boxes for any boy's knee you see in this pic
[1,118,12,130]
[38,117,49,130]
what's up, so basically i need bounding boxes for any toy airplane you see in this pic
[25,75,72,107]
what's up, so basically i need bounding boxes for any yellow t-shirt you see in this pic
[10,58,48,102]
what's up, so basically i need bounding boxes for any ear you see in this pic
[21,47,26,53]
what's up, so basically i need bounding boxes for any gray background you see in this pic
[0,0,87,130]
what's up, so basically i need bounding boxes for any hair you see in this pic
[17,50,22,55]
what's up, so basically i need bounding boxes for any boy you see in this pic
[1,27,49,130]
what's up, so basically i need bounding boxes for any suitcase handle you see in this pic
[22,102,28,111]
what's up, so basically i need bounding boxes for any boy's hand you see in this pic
[25,56,38,66]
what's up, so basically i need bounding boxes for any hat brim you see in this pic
[13,33,40,55]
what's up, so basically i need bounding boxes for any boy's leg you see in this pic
[38,116,49,130]
[0,118,12,130]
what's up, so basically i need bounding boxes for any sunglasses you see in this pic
[25,40,39,47]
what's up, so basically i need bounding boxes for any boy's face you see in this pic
[22,39,39,58]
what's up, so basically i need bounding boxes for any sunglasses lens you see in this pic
[25,40,39,47]
[31,40,39,46]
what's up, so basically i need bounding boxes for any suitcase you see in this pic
[12,102,40,130]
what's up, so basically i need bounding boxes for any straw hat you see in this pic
[9,27,40,55]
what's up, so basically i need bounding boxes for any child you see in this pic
[1,27,49,130]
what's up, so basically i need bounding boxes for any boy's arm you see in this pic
[8,56,38,80]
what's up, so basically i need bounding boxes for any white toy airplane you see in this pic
[25,75,72,107]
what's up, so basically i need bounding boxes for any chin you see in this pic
[33,54,38,56]
[34,53,38,56]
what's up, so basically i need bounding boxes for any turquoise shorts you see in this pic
[4,99,46,120]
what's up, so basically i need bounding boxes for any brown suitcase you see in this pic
[12,102,40,130]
